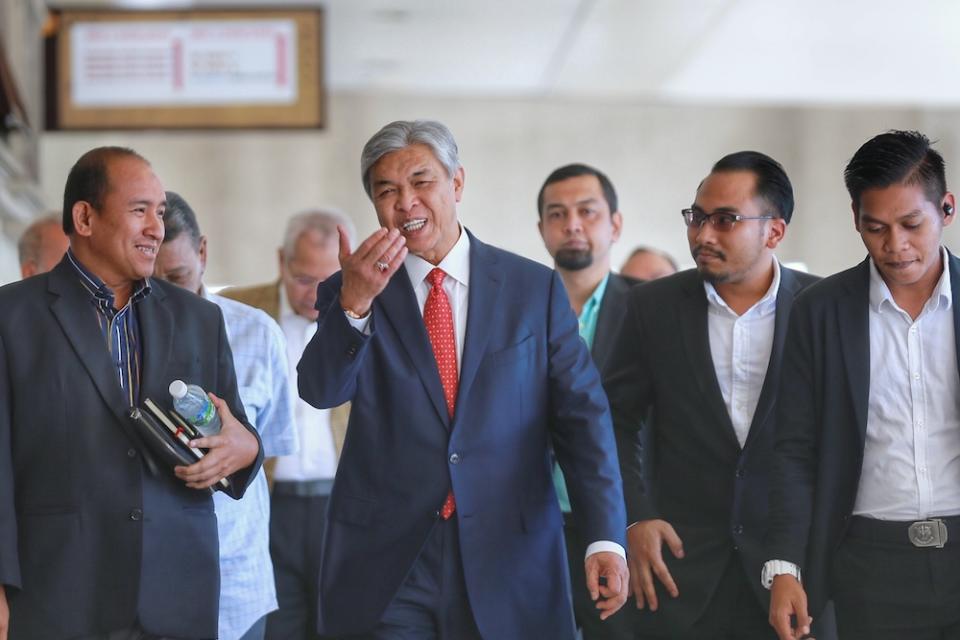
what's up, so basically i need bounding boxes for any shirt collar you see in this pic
[66,248,151,308]
[581,272,611,319]
[404,225,471,290]
[703,257,781,316]
[869,246,952,313]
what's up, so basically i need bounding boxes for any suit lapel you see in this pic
[377,264,451,426]
[47,262,130,425]
[677,274,740,449]
[838,259,871,443]
[137,283,173,402]
[742,266,796,450]
[456,236,503,423]
[591,273,622,372]
[949,252,960,383]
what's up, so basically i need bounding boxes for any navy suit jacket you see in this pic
[768,253,960,618]
[0,259,262,640]
[298,231,627,639]
[604,266,819,634]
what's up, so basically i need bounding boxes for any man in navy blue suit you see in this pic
[297,120,629,639]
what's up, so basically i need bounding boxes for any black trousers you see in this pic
[266,493,329,640]
[831,517,960,640]
[563,515,632,640]
[643,555,776,640]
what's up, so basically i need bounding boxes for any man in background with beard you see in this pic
[537,163,635,639]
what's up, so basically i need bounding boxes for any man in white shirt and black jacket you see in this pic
[767,130,960,640]
[603,151,829,639]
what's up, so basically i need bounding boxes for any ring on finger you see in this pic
[375,261,389,272]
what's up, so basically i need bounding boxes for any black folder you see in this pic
[128,398,232,494]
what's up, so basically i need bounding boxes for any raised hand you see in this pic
[338,225,407,317]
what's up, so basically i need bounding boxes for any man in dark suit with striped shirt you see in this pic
[0,147,262,640]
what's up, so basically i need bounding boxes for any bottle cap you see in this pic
[169,380,188,399]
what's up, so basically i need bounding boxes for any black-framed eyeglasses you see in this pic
[681,208,775,232]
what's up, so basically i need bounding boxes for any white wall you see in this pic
[33,92,960,287]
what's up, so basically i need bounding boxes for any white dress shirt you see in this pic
[704,258,781,448]
[854,248,960,519]
[273,284,338,482]
[763,248,960,589]
[347,227,624,560]
[402,228,471,370]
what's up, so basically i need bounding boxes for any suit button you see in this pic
[129,508,143,521]
[735,468,745,478]
[127,448,137,458]
[449,453,461,464]
[734,524,744,534]
[346,345,358,357]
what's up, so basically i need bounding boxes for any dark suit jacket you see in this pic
[298,231,627,639]
[0,259,263,640]
[592,273,641,373]
[767,253,960,618]
[603,265,819,634]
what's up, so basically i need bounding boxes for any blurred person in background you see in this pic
[222,209,351,640]
[17,213,69,279]
[155,191,298,640]
[620,246,678,281]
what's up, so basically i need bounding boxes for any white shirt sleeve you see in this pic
[585,541,626,561]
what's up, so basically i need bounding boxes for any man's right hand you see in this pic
[769,574,812,640]
[626,519,684,611]
[1,584,9,640]
[338,226,407,317]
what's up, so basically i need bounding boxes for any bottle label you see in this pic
[193,400,216,426]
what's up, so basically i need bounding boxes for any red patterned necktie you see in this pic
[424,268,458,519]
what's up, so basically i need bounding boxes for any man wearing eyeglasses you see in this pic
[603,151,828,639]
[221,210,351,640]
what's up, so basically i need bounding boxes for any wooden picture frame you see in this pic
[47,8,324,130]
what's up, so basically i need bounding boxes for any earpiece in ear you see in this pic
[944,203,954,216]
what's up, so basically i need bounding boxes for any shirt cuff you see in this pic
[344,311,372,334]
[761,559,802,589]
[585,540,626,561]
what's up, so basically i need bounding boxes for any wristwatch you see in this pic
[761,560,802,589]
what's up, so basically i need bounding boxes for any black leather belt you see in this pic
[849,515,960,548]
[272,479,334,497]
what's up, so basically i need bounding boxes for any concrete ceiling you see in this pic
[45,0,960,106]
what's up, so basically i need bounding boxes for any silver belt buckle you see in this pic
[908,519,948,548]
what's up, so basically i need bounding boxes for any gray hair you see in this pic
[18,213,63,267]
[360,120,461,199]
[282,209,356,258]
[625,246,679,271]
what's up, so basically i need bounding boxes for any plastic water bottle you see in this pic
[169,380,222,437]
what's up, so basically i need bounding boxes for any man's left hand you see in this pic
[175,392,259,490]
[585,551,630,619]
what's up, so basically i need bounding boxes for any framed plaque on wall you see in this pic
[47,8,325,129]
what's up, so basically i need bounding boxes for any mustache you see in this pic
[693,246,726,261]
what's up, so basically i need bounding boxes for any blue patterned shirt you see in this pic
[206,290,298,640]
[66,250,150,405]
